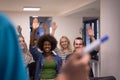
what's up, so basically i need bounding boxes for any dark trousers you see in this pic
[89,67,94,77]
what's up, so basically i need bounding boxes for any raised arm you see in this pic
[30,18,39,46]
[29,18,42,61]
[51,22,57,36]
[17,25,22,35]
[87,26,100,51]
[42,23,47,35]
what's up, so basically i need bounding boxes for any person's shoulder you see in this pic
[54,54,61,58]
[90,50,99,56]
[66,54,72,58]
[53,54,62,61]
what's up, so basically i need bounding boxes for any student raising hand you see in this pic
[32,17,39,30]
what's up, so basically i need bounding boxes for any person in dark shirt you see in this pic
[56,47,90,80]
[66,27,100,78]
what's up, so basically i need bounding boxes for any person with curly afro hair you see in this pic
[29,19,62,80]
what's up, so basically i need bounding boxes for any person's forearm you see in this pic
[44,30,47,35]
[51,29,55,36]
[30,29,36,46]
[90,35,100,51]
[90,35,95,42]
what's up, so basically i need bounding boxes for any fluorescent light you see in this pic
[23,7,40,11]
[32,16,39,17]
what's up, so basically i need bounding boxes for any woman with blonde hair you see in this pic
[50,22,72,64]
[17,25,34,80]
[17,25,34,66]
[18,35,34,65]
[56,36,72,63]
[59,36,72,53]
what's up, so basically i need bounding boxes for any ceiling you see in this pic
[0,0,100,17]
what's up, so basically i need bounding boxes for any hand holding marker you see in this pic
[83,35,109,55]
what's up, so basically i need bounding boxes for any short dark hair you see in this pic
[37,34,57,51]
[73,37,84,46]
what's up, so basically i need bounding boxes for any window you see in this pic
[30,16,52,39]
[82,17,100,60]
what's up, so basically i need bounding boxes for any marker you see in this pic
[83,35,109,54]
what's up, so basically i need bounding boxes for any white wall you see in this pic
[100,0,120,79]
[53,17,82,48]
[4,0,120,79]
[4,12,82,49]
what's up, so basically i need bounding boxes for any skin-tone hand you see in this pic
[87,26,94,37]
[32,18,39,30]
[30,17,39,46]
[42,23,47,34]
[87,26,100,51]
[17,25,22,34]
[56,48,90,80]
[52,22,57,31]
[51,22,57,36]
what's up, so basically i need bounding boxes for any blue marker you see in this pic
[83,35,109,54]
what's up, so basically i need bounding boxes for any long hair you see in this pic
[59,36,72,52]
[18,35,28,53]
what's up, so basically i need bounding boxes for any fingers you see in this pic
[80,54,90,65]
[32,18,39,29]
[17,25,21,30]
[33,17,39,23]
[69,53,90,66]
[42,23,47,30]
[52,22,57,30]
[67,47,90,67]
[87,26,94,37]
[52,22,56,26]
[62,54,90,80]
[60,47,90,80]
[17,25,22,33]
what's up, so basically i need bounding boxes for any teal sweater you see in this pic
[0,13,28,80]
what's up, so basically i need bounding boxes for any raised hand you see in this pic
[87,26,100,51]
[30,18,39,46]
[52,22,57,31]
[42,23,47,34]
[32,18,39,30]
[17,25,22,34]
[51,22,57,36]
[87,26,94,37]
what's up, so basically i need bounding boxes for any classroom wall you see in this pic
[4,12,83,49]
[3,0,120,79]
[53,17,83,48]
[100,0,120,79]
